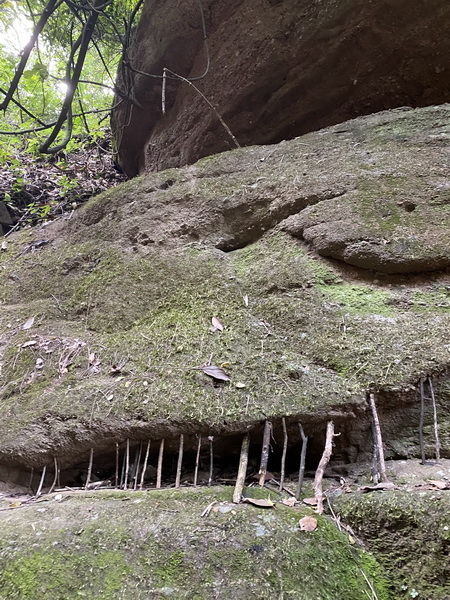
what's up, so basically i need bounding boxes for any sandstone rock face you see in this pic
[0,105,449,600]
[112,0,450,176]
[0,104,449,470]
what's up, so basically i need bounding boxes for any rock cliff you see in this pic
[0,105,449,598]
[112,0,450,176]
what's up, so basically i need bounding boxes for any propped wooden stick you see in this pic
[115,442,119,489]
[194,435,201,487]
[139,440,151,490]
[156,439,164,488]
[368,392,388,482]
[208,436,214,487]
[419,378,426,464]
[313,421,335,514]
[27,467,34,495]
[49,457,59,494]
[36,466,47,498]
[133,442,143,490]
[296,423,308,500]
[175,434,184,488]
[279,418,288,492]
[124,439,130,490]
[233,433,250,503]
[428,377,441,461]
[85,448,94,490]
[370,424,380,484]
[259,420,272,486]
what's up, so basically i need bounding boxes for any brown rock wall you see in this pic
[112,0,450,176]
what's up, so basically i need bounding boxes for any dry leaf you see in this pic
[348,534,356,545]
[201,364,231,381]
[1,241,7,251]
[359,482,398,493]
[8,501,22,508]
[427,480,450,490]
[302,497,318,506]
[243,295,249,307]
[299,515,318,532]
[235,382,246,389]
[211,316,224,332]
[22,340,37,348]
[243,497,275,508]
[282,497,297,507]
[22,316,35,330]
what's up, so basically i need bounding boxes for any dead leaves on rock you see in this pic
[200,364,231,382]
[242,497,275,509]
[209,316,224,333]
[299,515,318,532]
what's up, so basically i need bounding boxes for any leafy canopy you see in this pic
[0,0,143,157]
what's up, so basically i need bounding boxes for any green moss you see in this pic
[0,488,390,599]
[333,491,450,600]
[319,284,393,316]
[0,549,130,600]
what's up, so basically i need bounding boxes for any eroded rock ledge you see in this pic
[0,105,449,471]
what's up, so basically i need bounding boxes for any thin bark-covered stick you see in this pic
[175,434,184,488]
[419,378,426,464]
[49,457,59,494]
[124,439,130,490]
[115,442,119,489]
[36,466,47,498]
[139,440,151,490]
[133,442,143,490]
[259,421,272,486]
[156,439,164,488]
[85,448,94,490]
[208,436,214,487]
[194,435,201,487]
[27,468,34,495]
[428,377,441,461]
[161,68,167,115]
[368,393,388,482]
[370,424,380,484]
[296,423,308,500]
[313,421,335,514]
[279,418,288,492]
[233,433,250,503]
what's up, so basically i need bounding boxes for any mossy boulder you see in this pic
[0,487,389,600]
[0,104,449,599]
[0,104,449,468]
[332,490,450,600]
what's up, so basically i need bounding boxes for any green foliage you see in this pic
[0,0,142,158]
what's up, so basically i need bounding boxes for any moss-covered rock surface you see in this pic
[0,487,389,600]
[333,490,450,600]
[0,104,449,599]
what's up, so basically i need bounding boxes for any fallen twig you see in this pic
[233,433,250,503]
[296,423,308,500]
[279,417,288,492]
[368,392,388,482]
[428,376,441,461]
[259,421,272,486]
[85,448,94,490]
[175,434,184,488]
[194,435,201,487]
[139,440,151,490]
[156,439,164,488]
[313,421,335,514]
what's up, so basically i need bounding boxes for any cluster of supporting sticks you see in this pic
[31,382,442,508]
